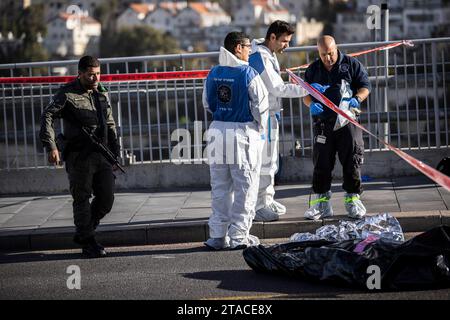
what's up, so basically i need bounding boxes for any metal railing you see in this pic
[0,37,449,170]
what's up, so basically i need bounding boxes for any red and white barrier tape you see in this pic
[287,40,414,71]
[0,41,414,84]
[286,69,450,192]
[0,70,209,84]
[1,43,446,190]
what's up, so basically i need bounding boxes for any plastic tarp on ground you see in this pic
[290,213,404,243]
[243,225,450,290]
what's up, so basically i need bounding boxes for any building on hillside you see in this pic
[117,3,155,29]
[28,0,137,19]
[144,1,187,36]
[204,24,235,51]
[174,1,231,50]
[333,0,449,43]
[295,17,324,45]
[234,0,295,39]
[44,11,101,58]
[279,0,316,20]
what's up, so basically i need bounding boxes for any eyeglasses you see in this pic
[240,43,252,48]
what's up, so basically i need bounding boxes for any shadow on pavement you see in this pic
[0,245,210,264]
[183,269,362,298]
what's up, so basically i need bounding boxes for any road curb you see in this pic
[0,212,448,252]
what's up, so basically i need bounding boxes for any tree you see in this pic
[0,4,48,72]
[94,0,121,34]
[101,25,181,73]
[16,4,47,44]
[104,25,181,58]
[17,4,48,63]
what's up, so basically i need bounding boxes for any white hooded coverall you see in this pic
[203,47,269,246]
[249,39,308,211]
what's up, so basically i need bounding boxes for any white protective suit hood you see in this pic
[250,38,267,56]
[249,38,307,113]
[250,38,279,70]
[219,46,249,67]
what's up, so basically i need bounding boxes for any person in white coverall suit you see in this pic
[203,32,269,250]
[249,20,327,222]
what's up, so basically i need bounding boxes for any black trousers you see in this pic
[312,119,364,194]
[66,151,115,242]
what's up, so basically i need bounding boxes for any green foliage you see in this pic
[93,0,121,33]
[103,25,181,58]
[99,26,182,73]
[0,3,20,35]
[17,4,47,42]
[94,1,181,60]
[0,4,48,67]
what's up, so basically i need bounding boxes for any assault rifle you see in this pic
[81,127,125,174]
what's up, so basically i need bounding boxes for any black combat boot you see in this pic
[82,238,107,258]
[74,235,107,258]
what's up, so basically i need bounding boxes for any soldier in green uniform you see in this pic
[40,56,120,258]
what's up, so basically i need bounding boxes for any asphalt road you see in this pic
[1,237,449,302]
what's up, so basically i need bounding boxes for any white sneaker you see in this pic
[254,207,279,222]
[304,191,334,220]
[204,236,230,250]
[268,200,287,215]
[344,193,366,219]
[230,234,260,250]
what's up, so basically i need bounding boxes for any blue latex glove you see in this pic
[310,102,324,116]
[348,97,361,108]
[310,83,330,93]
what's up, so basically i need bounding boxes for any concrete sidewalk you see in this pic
[0,175,449,251]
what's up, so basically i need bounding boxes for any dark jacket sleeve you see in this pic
[39,91,67,151]
[104,93,120,158]
[352,59,371,92]
[304,64,313,84]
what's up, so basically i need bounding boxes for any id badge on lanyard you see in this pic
[316,135,327,144]
[316,123,326,144]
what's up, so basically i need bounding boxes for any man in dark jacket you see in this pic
[303,36,370,220]
[40,56,120,258]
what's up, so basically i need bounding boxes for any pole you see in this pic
[381,2,390,144]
